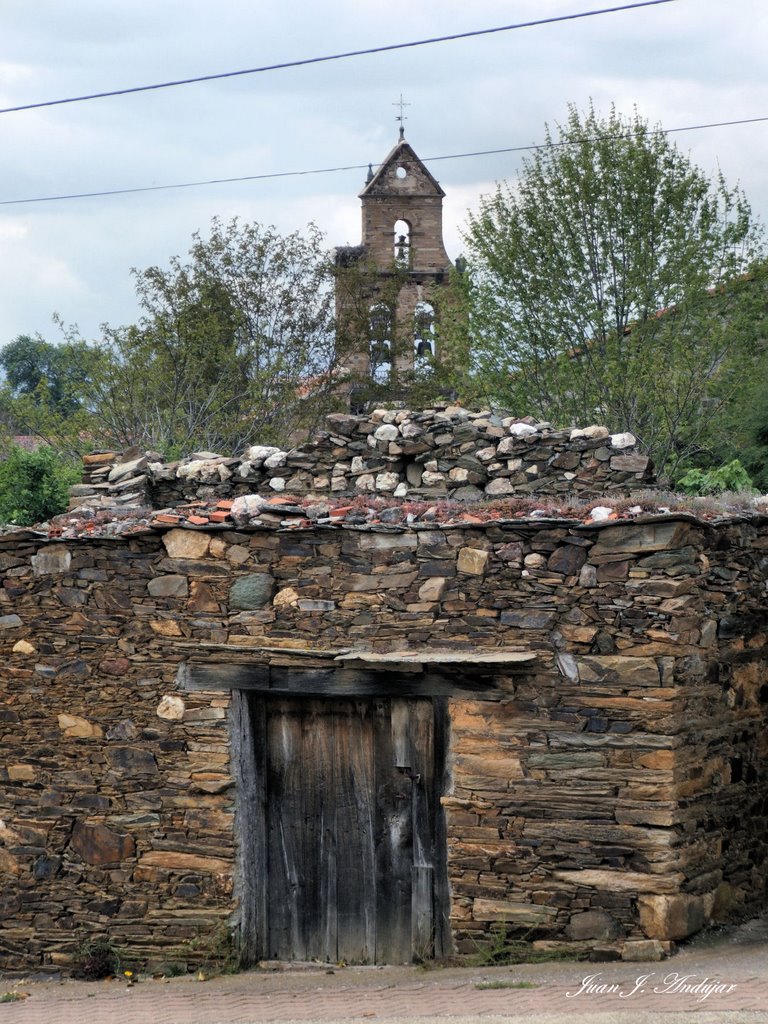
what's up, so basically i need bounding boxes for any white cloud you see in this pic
[0,0,766,340]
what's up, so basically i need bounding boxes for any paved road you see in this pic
[1,916,767,1024]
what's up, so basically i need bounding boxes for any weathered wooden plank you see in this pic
[335,700,376,963]
[336,651,536,666]
[374,698,413,964]
[431,698,452,958]
[410,700,435,960]
[300,700,337,961]
[183,663,271,691]
[411,865,434,960]
[184,662,502,697]
[391,699,411,768]
[228,690,264,966]
[265,699,305,959]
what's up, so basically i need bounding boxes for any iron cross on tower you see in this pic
[393,94,410,139]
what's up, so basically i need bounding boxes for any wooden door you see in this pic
[258,696,436,964]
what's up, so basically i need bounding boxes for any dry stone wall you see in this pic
[0,510,766,970]
[68,407,655,513]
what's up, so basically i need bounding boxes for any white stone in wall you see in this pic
[156,695,185,721]
[268,477,286,491]
[485,478,514,495]
[476,446,497,462]
[589,505,614,521]
[610,432,637,449]
[400,422,424,438]
[231,494,267,520]
[264,451,287,469]
[375,472,400,491]
[243,445,282,464]
[572,425,610,440]
[508,422,538,437]
[374,424,400,442]
[422,471,446,486]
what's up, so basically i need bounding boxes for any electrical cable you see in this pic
[0,1,678,116]
[0,112,765,208]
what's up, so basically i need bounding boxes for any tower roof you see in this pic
[359,137,445,199]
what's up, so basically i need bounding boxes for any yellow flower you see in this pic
[124,971,133,978]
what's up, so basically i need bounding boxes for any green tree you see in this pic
[0,445,78,525]
[79,218,343,455]
[0,334,102,452]
[464,103,766,475]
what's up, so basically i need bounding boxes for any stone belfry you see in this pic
[335,122,457,397]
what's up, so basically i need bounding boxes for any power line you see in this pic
[0,1,678,116]
[0,113,765,209]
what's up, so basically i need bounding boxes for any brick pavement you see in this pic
[1,916,766,1024]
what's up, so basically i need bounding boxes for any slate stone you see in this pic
[451,485,485,502]
[147,575,189,598]
[188,581,220,613]
[576,656,660,688]
[229,573,275,610]
[31,545,71,576]
[71,821,135,866]
[500,609,556,629]
[106,719,139,741]
[457,548,489,575]
[297,599,336,612]
[33,855,62,880]
[99,657,131,676]
[567,910,622,941]
[596,560,630,582]
[56,588,87,608]
[547,544,588,575]
[162,529,211,559]
[107,746,158,774]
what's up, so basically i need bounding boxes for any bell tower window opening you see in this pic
[414,301,435,362]
[369,303,393,384]
[394,220,411,267]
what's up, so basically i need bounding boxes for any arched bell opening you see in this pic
[393,220,411,267]
[369,303,393,384]
[413,301,435,364]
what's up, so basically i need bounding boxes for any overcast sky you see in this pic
[1,0,767,344]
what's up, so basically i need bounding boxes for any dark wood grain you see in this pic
[239,694,444,964]
[186,662,501,697]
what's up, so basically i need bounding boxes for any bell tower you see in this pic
[335,128,456,394]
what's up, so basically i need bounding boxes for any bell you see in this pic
[415,339,433,358]
[370,340,391,363]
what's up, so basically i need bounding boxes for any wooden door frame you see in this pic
[228,676,451,965]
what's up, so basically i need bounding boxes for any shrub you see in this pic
[0,445,78,525]
[72,937,121,980]
[676,459,754,496]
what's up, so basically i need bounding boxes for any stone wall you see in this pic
[68,407,655,513]
[0,509,766,970]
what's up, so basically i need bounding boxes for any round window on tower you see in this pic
[395,166,407,180]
